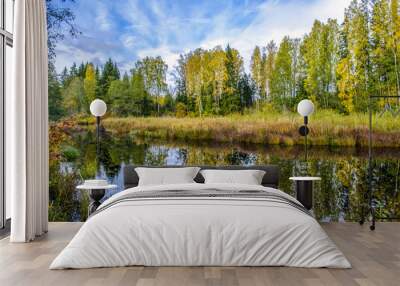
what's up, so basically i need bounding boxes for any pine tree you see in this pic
[131,70,151,116]
[95,66,101,98]
[108,74,131,116]
[99,58,120,100]
[238,73,254,110]
[174,54,188,106]
[48,64,65,121]
[69,62,78,77]
[221,45,242,114]
[78,62,87,79]
[60,67,70,88]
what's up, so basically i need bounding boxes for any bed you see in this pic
[50,165,351,269]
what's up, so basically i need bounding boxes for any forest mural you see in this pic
[46,0,400,222]
[49,0,400,121]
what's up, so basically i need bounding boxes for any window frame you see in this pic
[0,0,13,231]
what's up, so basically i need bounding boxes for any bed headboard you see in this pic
[123,165,280,189]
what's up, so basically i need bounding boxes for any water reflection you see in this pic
[51,129,400,222]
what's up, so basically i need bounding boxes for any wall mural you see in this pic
[47,0,400,222]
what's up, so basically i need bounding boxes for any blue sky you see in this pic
[54,0,352,82]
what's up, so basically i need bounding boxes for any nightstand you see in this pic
[77,181,117,216]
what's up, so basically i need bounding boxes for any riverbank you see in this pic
[97,110,400,147]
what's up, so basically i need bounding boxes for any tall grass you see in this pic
[102,110,400,147]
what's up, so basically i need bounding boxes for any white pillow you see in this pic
[135,167,200,186]
[200,169,266,185]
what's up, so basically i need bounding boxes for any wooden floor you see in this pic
[0,222,399,286]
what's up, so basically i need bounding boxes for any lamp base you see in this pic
[299,125,309,136]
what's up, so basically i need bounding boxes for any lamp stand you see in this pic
[96,116,100,177]
[304,116,308,163]
[96,116,100,154]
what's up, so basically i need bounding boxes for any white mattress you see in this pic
[50,183,351,269]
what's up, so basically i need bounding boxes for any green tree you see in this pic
[208,47,227,114]
[78,62,87,79]
[251,46,263,100]
[48,64,65,121]
[95,65,101,98]
[270,36,299,109]
[131,69,151,116]
[174,54,188,106]
[337,0,370,112]
[99,58,120,100]
[371,0,400,100]
[238,73,254,109]
[161,93,175,114]
[390,0,400,98]
[60,67,70,88]
[135,57,168,116]
[83,63,97,109]
[183,47,228,115]
[264,41,277,101]
[221,45,242,114]
[108,76,131,116]
[62,77,85,115]
[185,49,203,115]
[175,102,187,118]
[69,63,78,77]
[302,19,340,108]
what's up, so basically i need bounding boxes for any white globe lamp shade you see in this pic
[297,99,315,117]
[90,99,107,117]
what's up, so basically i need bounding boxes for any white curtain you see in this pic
[9,0,49,242]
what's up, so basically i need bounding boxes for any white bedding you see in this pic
[50,183,351,269]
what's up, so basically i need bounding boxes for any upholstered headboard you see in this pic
[123,165,280,189]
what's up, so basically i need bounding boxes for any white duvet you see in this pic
[50,183,351,269]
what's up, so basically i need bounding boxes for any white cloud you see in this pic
[55,41,109,70]
[118,0,153,36]
[120,34,137,49]
[95,2,112,31]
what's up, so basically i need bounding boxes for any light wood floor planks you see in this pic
[0,222,399,286]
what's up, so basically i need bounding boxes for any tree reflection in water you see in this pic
[49,128,400,222]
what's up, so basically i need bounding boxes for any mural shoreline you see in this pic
[48,121,400,223]
[62,110,400,148]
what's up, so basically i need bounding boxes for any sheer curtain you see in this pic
[9,0,49,242]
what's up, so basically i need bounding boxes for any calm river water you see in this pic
[55,129,400,222]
